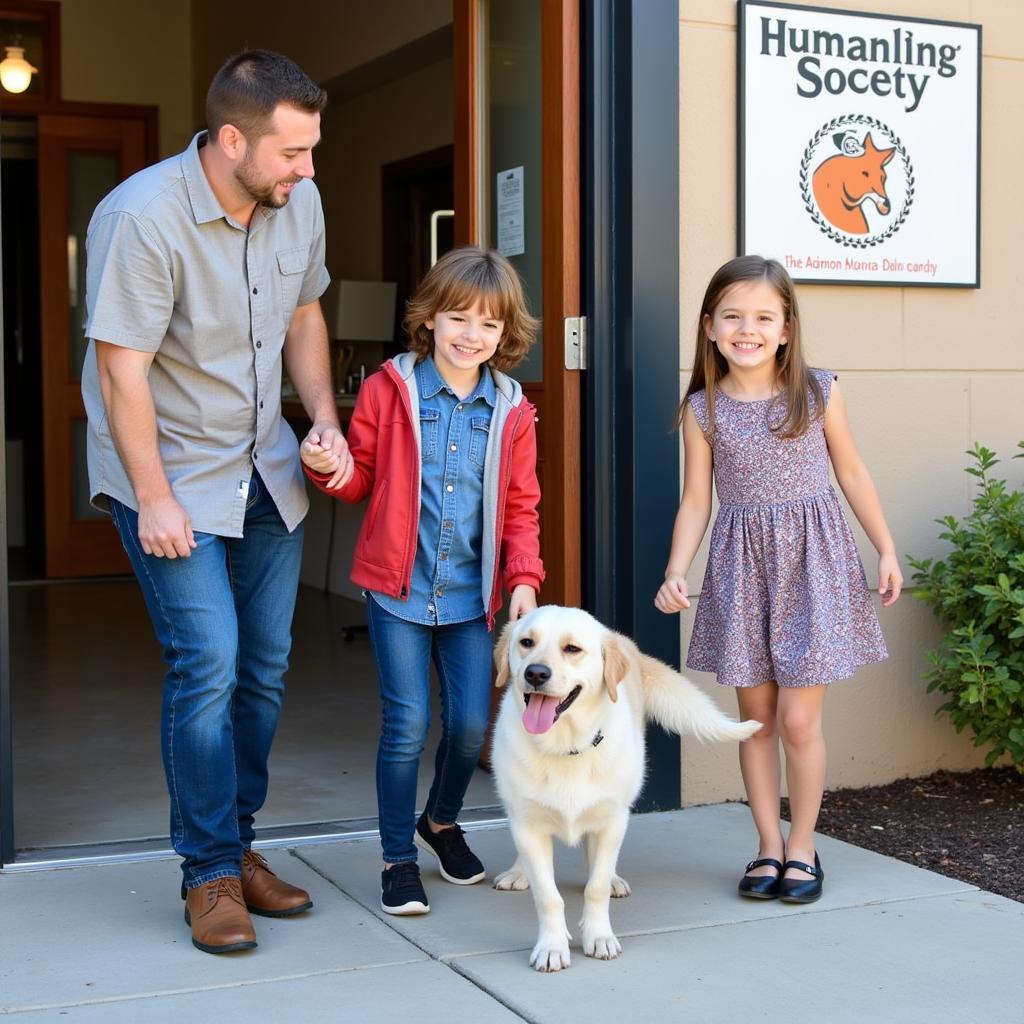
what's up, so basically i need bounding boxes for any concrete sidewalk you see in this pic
[2,804,1022,1022]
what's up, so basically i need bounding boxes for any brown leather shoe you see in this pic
[241,849,313,917]
[184,877,257,954]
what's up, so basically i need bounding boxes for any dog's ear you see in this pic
[494,620,515,688]
[602,632,630,703]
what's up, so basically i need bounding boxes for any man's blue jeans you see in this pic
[109,474,303,889]
[365,598,492,864]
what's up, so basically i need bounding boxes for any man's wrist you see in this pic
[309,413,341,432]
[135,482,174,504]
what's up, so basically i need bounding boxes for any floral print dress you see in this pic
[686,369,887,687]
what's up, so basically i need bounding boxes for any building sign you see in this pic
[738,1,980,286]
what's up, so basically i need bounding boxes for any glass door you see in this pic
[454,0,581,606]
[38,114,148,578]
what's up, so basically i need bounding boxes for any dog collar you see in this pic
[566,729,604,756]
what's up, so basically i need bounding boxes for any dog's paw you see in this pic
[610,874,631,898]
[582,926,622,961]
[493,866,530,891]
[530,939,572,972]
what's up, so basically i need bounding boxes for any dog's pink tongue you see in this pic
[523,694,561,734]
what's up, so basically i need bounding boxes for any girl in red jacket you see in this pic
[302,246,544,916]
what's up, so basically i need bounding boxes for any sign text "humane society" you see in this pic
[760,17,963,113]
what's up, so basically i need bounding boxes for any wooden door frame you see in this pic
[38,111,153,578]
[453,0,581,608]
[538,0,581,607]
[3,98,157,149]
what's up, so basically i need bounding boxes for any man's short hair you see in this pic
[206,50,327,143]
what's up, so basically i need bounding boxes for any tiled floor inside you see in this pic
[9,580,498,852]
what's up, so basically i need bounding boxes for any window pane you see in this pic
[68,152,118,378]
[486,0,543,381]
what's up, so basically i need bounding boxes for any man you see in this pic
[81,50,353,954]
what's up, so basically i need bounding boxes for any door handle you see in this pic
[430,209,455,267]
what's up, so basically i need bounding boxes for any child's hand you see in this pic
[878,553,903,607]
[509,584,538,621]
[654,574,690,614]
[300,438,342,478]
[302,425,354,490]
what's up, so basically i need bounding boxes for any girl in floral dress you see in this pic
[654,255,902,903]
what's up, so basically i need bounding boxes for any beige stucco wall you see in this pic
[58,0,194,157]
[678,0,1024,804]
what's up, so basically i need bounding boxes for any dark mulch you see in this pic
[780,767,1024,903]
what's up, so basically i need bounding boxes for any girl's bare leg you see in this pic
[736,682,784,876]
[777,684,828,879]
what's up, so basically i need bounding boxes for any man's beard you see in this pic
[235,151,297,209]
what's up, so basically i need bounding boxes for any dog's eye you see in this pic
[563,644,582,654]
[519,637,534,648]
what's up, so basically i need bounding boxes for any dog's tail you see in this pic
[633,647,761,743]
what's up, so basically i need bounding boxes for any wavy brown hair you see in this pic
[403,246,539,373]
[676,255,823,439]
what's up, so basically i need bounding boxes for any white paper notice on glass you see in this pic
[496,166,525,257]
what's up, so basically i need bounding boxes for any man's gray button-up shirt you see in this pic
[81,131,330,536]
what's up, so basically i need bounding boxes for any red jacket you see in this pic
[305,352,545,630]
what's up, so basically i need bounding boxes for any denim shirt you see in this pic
[370,356,496,625]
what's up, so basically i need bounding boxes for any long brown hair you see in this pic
[676,255,822,439]
[403,246,539,373]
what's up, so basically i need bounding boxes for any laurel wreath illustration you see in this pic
[798,114,915,249]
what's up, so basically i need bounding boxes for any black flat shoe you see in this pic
[778,853,824,903]
[737,857,783,899]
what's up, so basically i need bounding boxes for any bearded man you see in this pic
[81,50,352,953]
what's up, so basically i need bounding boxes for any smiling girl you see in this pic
[654,255,901,905]
[301,245,544,916]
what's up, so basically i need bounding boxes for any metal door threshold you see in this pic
[2,805,508,873]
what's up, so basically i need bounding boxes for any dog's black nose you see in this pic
[524,663,551,689]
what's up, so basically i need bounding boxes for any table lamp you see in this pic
[321,279,397,392]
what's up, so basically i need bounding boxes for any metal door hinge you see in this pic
[564,316,587,371]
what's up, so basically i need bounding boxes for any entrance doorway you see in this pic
[1,0,583,865]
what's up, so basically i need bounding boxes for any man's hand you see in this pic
[137,495,197,558]
[301,422,353,489]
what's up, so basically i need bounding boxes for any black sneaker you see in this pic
[380,862,429,916]
[414,812,486,885]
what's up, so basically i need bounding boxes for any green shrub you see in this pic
[907,442,1024,771]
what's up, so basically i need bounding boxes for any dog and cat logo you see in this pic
[799,114,915,248]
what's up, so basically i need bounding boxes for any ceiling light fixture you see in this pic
[0,44,37,94]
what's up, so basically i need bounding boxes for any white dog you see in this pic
[490,605,760,972]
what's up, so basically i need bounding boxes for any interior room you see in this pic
[1,0,511,861]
